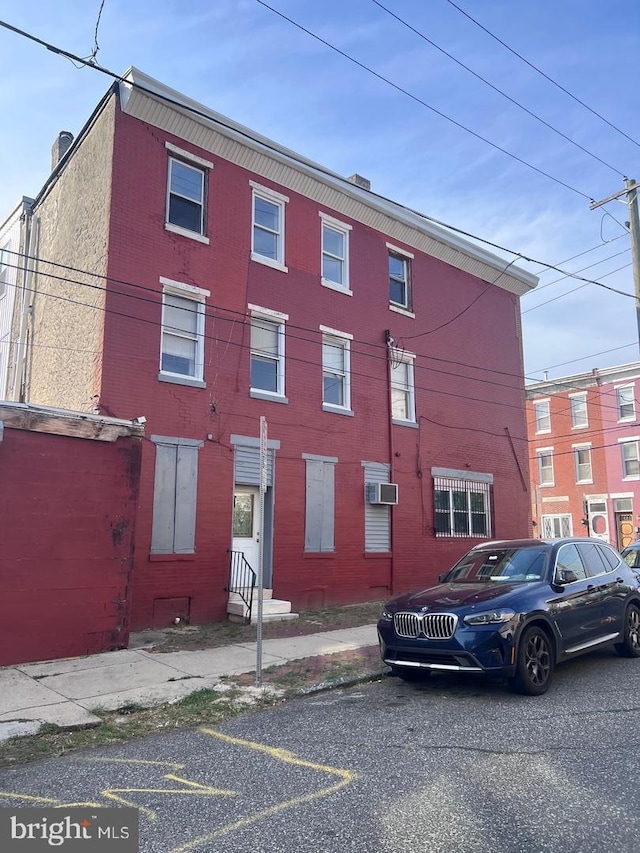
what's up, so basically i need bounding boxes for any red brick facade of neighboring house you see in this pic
[527,364,640,549]
[0,403,142,665]
[11,70,537,631]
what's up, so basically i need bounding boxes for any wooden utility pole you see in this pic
[589,179,640,352]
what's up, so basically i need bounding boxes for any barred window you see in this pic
[433,476,491,538]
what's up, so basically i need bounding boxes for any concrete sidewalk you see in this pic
[0,624,378,742]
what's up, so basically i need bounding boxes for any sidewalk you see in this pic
[0,624,379,742]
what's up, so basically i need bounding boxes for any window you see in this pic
[251,182,288,270]
[304,454,337,552]
[167,158,205,235]
[320,214,351,292]
[621,440,640,479]
[554,544,587,582]
[537,449,554,486]
[0,244,8,298]
[390,351,416,423]
[388,251,411,310]
[533,400,551,433]
[363,462,391,552]
[570,393,588,428]
[574,445,592,483]
[249,306,287,400]
[541,514,572,538]
[433,475,491,538]
[159,279,208,386]
[321,327,352,412]
[617,385,636,421]
[151,436,203,554]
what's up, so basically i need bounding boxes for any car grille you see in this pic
[393,612,457,640]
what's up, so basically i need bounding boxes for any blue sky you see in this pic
[0,0,638,380]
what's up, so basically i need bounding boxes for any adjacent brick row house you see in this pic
[2,68,537,630]
[526,362,640,549]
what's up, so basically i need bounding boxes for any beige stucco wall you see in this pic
[25,96,115,411]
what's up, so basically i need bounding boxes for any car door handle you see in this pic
[587,584,595,590]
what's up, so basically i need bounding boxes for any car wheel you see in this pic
[614,603,640,658]
[390,666,431,681]
[510,626,553,696]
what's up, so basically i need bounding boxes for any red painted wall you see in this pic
[96,99,531,627]
[0,426,141,665]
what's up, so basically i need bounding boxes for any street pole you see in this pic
[255,415,267,688]
[589,179,640,353]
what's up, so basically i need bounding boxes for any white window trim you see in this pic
[165,156,209,243]
[250,181,288,272]
[619,437,640,480]
[533,399,551,434]
[388,250,412,311]
[537,447,555,487]
[572,442,593,484]
[320,325,353,415]
[615,384,636,422]
[389,304,415,319]
[159,278,208,387]
[569,392,588,429]
[250,306,287,401]
[386,242,414,259]
[390,348,417,425]
[320,212,352,295]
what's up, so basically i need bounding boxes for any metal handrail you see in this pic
[227,551,257,625]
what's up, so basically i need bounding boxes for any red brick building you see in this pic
[5,68,537,629]
[0,402,143,665]
[526,362,640,549]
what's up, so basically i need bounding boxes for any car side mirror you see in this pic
[556,569,578,585]
[438,572,449,583]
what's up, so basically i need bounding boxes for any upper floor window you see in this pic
[537,449,554,486]
[390,350,416,424]
[617,385,636,421]
[574,445,592,483]
[0,244,8,298]
[165,145,213,244]
[159,278,208,387]
[321,326,352,413]
[388,250,411,311]
[249,305,287,401]
[250,182,288,271]
[620,439,640,479]
[570,393,588,428]
[320,213,351,293]
[533,400,551,433]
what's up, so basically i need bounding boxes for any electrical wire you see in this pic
[522,262,633,313]
[443,0,640,150]
[529,246,630,294]
[370,0,625,177]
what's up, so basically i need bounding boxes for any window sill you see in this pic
[389,303,415,318]
[538,483,555,488]
[392,418,418,428]
[158,372,206,389]
[165,222,210,244]
[303,551,336,558]
[250,252,288,273]
[322,404,354,417]
[321,278,352,296]
[250,389,289,404]
[149,552,196,562]
[571,425,589,430]
[364,551,392,558]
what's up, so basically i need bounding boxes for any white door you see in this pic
[232,487,260,583]
[588,498,609,543]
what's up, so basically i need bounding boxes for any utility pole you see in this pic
[589,179,640,353]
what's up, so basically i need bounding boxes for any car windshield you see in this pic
[446,547,548,583]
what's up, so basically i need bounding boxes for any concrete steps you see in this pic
[227,588,298,624]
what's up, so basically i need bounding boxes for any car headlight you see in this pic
[379,608,393,622]
[463,609,515,626]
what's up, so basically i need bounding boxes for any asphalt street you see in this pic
[1,648,639,853]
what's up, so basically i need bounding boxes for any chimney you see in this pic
[347,173,371,191]
[51,131,74,170]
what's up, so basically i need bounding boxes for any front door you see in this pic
[232,487,260,582]
[616,512,634,550]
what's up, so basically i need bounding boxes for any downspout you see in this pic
[11,205,35,402]
[385,329,395,595]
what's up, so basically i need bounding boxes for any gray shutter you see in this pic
[151,444,178,553]
[305,460,335,552]
[174,444,198,552]
[235,445,274,486]
[364,462,390,553]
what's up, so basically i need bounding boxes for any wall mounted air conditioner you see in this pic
[367,482,399,505]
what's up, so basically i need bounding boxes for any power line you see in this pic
[530,246,630,294]
[253,0,594,201]
[522,262,633,314]
[443,0,640,150]
[370,0,625,177]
